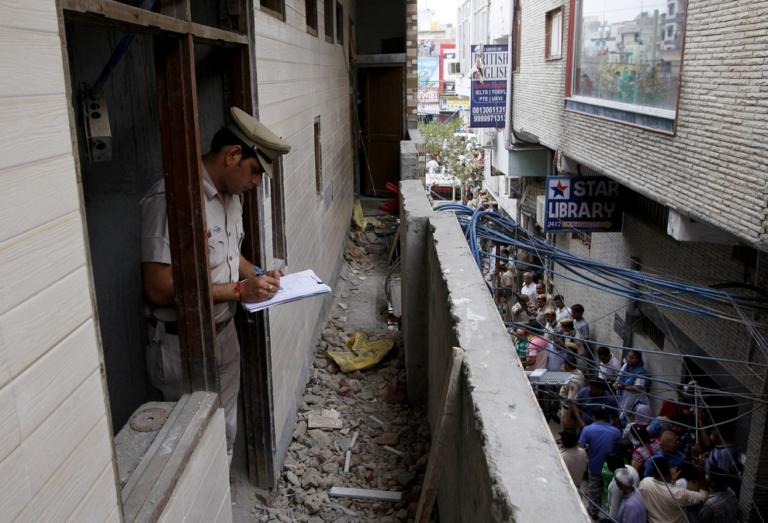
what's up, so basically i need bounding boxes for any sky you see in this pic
[420,0,459,25]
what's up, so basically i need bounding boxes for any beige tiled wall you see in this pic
[0,1,120,520]
[252,0,356,476]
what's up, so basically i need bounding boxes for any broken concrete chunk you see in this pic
[308,414,343,430]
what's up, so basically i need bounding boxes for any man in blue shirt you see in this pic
[579,406,621,519]
[643,430,685,478]
[574,380,619,428]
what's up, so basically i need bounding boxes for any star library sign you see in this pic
[544,176,623,233]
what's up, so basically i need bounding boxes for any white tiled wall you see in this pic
[0,1,120,520]
[253,0,356,474]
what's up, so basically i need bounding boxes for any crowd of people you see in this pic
[484,254,745,522]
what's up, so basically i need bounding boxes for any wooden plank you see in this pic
[159,0,191,21]
[61,0,248,46]
[229,44,277,488]
[122,392,218,522]
[155,33,218,393]
[329,487,402,502]
[159,409,226,522]
[415,347,464,523]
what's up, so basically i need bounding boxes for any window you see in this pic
[335,2,343,44]
[668,2,675,16]
[545,8,563,60]
[449,62,461,74]
[306,0,318,35]
[271,158,288,260]
[324,0,333,43]
[512,0,521,71]
[260,0,285,20]
[641,315,666,349]
[567,0,687,132]
[314,116,323,193]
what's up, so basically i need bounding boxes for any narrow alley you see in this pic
[235,216,431,522]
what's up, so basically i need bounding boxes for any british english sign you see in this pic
[470,44,508,128]
[544,176,623,233]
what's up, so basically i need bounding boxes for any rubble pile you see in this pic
[255,222,431,523]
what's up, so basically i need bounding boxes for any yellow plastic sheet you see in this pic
[326,332,395,373]
[352,199,383,231]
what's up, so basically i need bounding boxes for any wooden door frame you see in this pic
[60,0,276,488]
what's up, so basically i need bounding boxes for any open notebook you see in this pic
[242,269,331,313]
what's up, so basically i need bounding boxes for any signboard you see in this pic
[470,44,508,128]
[418,56,440,88]
[439,95,470,112]
[544,176,623,232]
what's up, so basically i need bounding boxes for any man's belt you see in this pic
[149,318,232,336]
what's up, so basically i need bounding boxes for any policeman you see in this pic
[140,107,290,459]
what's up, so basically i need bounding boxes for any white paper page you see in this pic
[243,269,331,312]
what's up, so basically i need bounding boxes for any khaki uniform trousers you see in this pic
[146,319,240,453]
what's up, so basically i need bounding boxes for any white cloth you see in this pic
[521,282,537,303]
[555,306,572,323]
[573,318,590,339]
[599,355,622,381]
[426,159,439,174]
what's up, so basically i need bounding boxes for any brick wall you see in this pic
[0,1,119,520]
[406,0,418,125]
[512,0,768,248]
[252,0,356,475]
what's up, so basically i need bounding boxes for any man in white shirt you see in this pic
[553,294,572,323]
[638,456,708,523]
[598,346,621,382]
[571,303,590,339]
[426,157,439,174]
[520,272,537,303]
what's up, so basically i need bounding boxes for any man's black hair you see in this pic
[563,357,578,370]
[593,405,610,421]
[210,127,258,161]
[572,303,584,313]
[553,294,564,301]
[597,346,611,358]
[606,453,625,473]
[649,456,670,482]
[560,430,579,448]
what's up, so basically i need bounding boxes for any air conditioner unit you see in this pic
[536,195,546,227]
[666,209,737,245]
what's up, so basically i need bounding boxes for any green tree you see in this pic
[418,119,484,202]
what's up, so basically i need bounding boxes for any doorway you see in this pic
[358,65,405,196]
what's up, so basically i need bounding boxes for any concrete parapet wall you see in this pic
[400,180,434,403]
[400,184,590,521]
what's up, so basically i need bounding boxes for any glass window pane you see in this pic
[573,0,685,112]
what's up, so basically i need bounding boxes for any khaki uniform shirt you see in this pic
[141,168,244,323]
